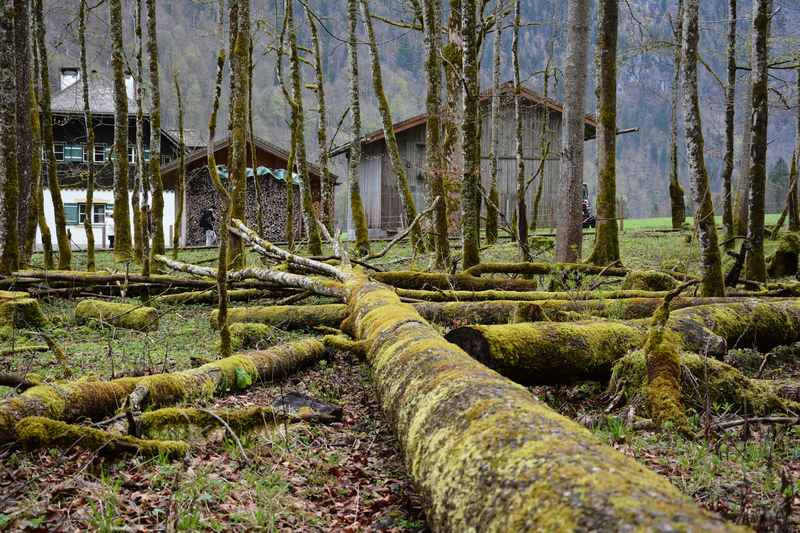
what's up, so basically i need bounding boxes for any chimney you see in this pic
[60,67,79,91]
[124,71,134,100]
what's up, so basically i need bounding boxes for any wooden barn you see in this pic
[332,82,597,236]
[160,136,325,245]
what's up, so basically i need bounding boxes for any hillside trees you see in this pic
[555,0,590,262]
[681,0,725,296]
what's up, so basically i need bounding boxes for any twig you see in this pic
[198,407,249,461]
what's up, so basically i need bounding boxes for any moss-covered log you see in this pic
[15,416,188,457]
[447,299,800,384]
[621,270,679,291]
[75,299,159,332]
[153,288,280,305]
[463,261,694,281]
[211,304,347,330]
[372,270,538,291]
[340,271,737,530]
[0,338,324,441]
[396,287,674,302]
[0,297,46,328]
[767,232,800,278]
[228,323,279,351]
[610,350,797,415]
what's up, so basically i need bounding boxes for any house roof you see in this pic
[160,134,330,181]
[330,81,598,156]
[50,71,139,116]
[163,128,207,150]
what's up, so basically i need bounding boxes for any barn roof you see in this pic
[51,71,139,116]
[330,81,598,157]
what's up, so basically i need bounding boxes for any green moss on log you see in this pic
[154,288,275,305]
[212,304,347,330]
[373,270,538,291]
[138,406,290,441]
[228,323,279,352]
[767,232,800,278]
[0,290,29,300]
[75,299,158,331]
[15,416,187,457]
[621,270,679,291]
[0,298,46,328]
[341,271,739,530]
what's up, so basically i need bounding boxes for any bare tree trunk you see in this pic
[668,0,686,229]
[172,73,185,258]
[347,0,370,257]
[555,0,590,263]
[681,0,725,296]
[422,0,449,269]
[733,78,753,235]
[460,0,480,269]
[485,0,502,246]
[530,41,554,233]
[147,0,164,258]
[744,0,771,282]
[790,66,800,232]
[443,0,463,230]
[361,0,422,250]
[306,10,334,233]
[721,0,737,245]
[13,0,33,266]
[0,0,19,275]
[588,0,620,266]
[512,0,528,261]
[275,4,295,249]
[79,0,95,272]
[29,45,50,268]
[286,0,321,256]
[110,0,132,262]
[35,0,71,269]
[134,0,150,275]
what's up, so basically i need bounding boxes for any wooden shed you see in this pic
[161,135,326,245]
[332,82,597,236]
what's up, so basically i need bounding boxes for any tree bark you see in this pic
[134,0,149,274]
[512,0,529,260]
[588,0,620,266]
[555,0,590,262]
[35,0,71,269]
[79,0,95,272]
[789,66,800,232]
[460,0,481,269]
[669,0,687,229]
[13,0,33,266]
[0,0,19,275]
[721,0,737,246]
[172,74,185,258]
[347,0,370,257]
[372,270,538,291]
[485,0,501,245]
[681,0,725,296]
[733,78,753,235]
[29,44,52,268]
[422,0,450,268]
[147,0,164,258]
[744,0,771,282]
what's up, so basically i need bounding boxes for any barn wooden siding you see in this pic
[344,93,564,236]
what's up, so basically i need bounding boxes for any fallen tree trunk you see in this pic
[372,270,539,291]
[339,271,737,530]
[0,297,47,328]
[11,270,284,291]
[153,288,283,305]
[0,339,324,441]
[463,261,695,281]
[210,304,348,330]
[75,299,159,331]
[446,299,800,384]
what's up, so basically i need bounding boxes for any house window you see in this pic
[143,148,150,162]
[64,145,84,162]
[53,143,64,162]
[64,203,80,225]
[94,144,106,163]
[78,203,106,224]
[128,145,135,163]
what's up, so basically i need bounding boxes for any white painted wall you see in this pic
[36,188,176,251]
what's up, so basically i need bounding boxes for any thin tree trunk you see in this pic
[79,0,95,272]
[789,66,800,232]
[247,34,265,240]
[423,0,449,269]
[172,73,185,258]
[134,0,149,274]
[512,0,528,261]
[669,0,687,229]
[276,3,295,249]
[681,0,725,296]
[460,0,480,269]
[361,0,422,251]
[286,0,321,256]
[227,0,249,269]
[306,10,334,233]
[530,44,553,233]
[35,0,71,269]
[733,78,753,235]
[30,45,50,268]
[485,0,502,245]
[347,0,370,257]
[744,0,771,282]
[109,0,132,262]
[13,0,33,266]
[588,0,620,266]
[147,0,164,258]
[555,0,590,263]
[443,0,463,230]
[0,0,19,275]
[721,0,737,245]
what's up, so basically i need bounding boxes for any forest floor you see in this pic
[1,228,798,531]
